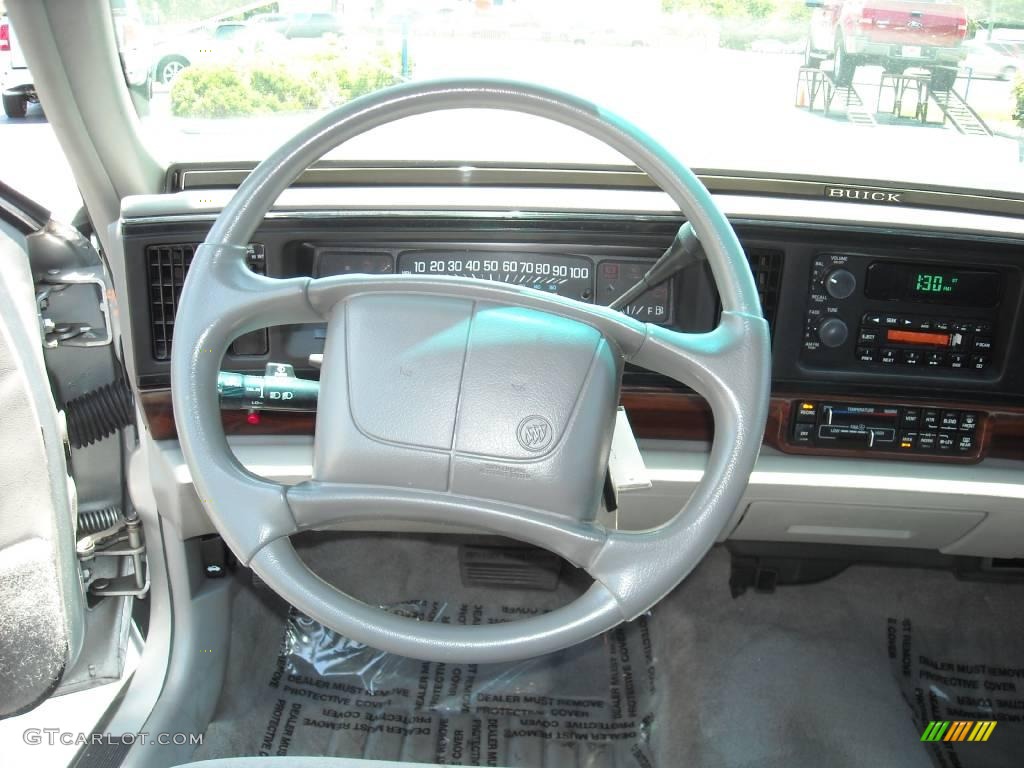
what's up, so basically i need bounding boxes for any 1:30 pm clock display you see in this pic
[864,262,1001,308]
[913,271,958,295]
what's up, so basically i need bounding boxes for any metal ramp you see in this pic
[928,87,992,136]
[795,67,876,127]
[798,66,991,136]
[830,84,877,126]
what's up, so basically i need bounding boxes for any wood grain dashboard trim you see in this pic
[139,389,1024,463]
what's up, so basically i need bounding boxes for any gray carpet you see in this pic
[190,534,1024,767]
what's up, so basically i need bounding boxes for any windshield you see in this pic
[116,0,1024,195]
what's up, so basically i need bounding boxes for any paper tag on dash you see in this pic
[608,406,651,492]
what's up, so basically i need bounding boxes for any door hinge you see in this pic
[36,266,112,348]
[77,508,149,600]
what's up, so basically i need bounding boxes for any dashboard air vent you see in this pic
[146,243,265,361]
[745,248,783,334]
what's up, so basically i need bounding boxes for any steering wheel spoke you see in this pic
[249,537,626,664]
[631,310,769,407]
[286,480,608,567]
[186,243,321,339]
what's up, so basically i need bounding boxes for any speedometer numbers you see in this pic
[398,253,594,302]
[396,252,672,324]
[314,248,672,324]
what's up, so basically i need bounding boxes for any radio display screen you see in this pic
[865,262,1001,307]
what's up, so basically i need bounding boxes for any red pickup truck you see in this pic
[804,0,969,89]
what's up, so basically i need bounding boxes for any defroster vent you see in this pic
[146,243,265,361]
[745,248,783,334]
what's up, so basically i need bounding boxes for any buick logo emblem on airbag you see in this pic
[517,416,553,452]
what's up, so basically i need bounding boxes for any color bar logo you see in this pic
[921,721,997,742]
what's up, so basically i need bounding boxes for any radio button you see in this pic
[899,317,915,328]
[933,320,951,332]
[940,411,960,430]
[922,409,941,430]
[858,329,880,344]
[953,322,973,333]
[862,313,882,327]
[856,346,877,363]
[918,432,938,451]
[970,354,989,370]
[948,353,967,369]
[880,349,897,364]
[883,314,900,327]
[960,412,978,432]
[903,350,922,366]
[973,336,993,352]
[916,319,933,330]
[926,352,945,366]
[974,322,992,334]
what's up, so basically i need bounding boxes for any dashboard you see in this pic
[119,176,1024,474]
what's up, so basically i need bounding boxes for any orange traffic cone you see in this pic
[797,81,808,108]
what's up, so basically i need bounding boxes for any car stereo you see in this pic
[801,253,1003,375]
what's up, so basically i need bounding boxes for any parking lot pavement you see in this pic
[0,103,82,220]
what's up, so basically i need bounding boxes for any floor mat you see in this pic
[193,535,660,767]
[192,535,1024,768]
[253,601,658,765]
[891,615,1024,768]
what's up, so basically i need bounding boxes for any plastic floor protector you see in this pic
[233,601,656,767]
[890,614,1024,768]
[193,536,1024,768]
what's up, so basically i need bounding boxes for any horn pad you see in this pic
[313,294,622,521]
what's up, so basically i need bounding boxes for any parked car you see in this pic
[2,8,150,118]
[277,12,341,39]
[1,16,36,117]
[152,22,252,84]
[804,0,969,88]
[960,38,1021,80]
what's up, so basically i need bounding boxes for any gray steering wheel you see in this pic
[171,79,770,663]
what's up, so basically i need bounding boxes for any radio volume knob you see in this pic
[825,268,857,299]
[818,317,849,348]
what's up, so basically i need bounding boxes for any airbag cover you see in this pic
[314,294,621,519]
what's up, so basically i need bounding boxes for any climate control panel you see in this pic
[802,253,1002,376]
[790,400,981,458]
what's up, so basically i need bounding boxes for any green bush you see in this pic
[718,17,805,50]
[169,66,260,118]
[250,66,321,111]
[334,53,403,102]
[1015,77,1024,127]
[169,49,404,118]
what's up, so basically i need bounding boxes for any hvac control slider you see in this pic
[217,362,319,412]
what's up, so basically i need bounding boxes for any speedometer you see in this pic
[397,251,594,303]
